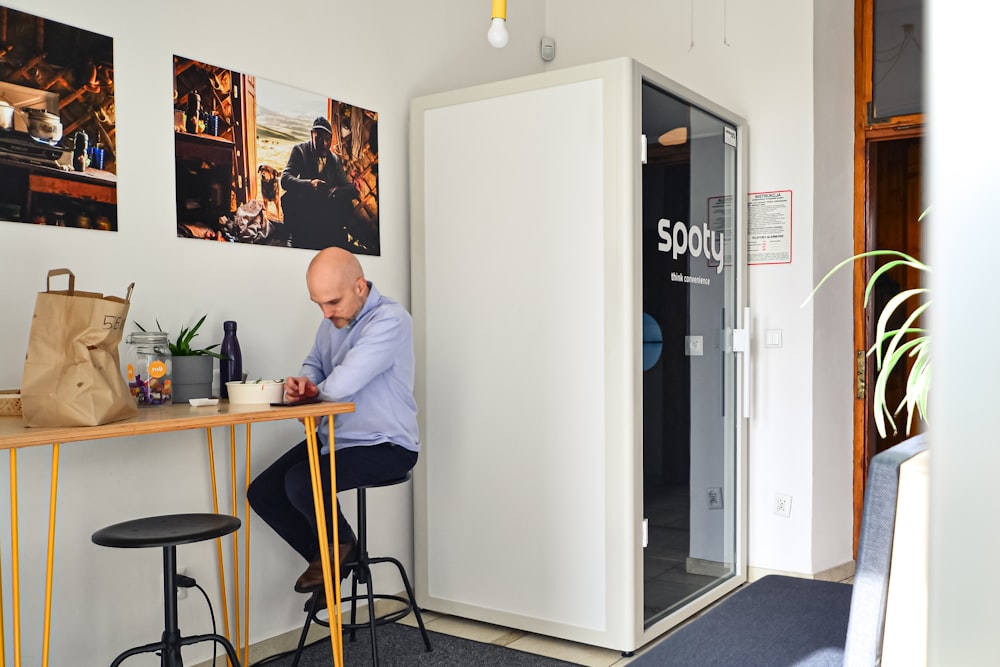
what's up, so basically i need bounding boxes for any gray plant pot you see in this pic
[171,355,215,403]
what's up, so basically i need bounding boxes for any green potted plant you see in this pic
[135,315,224,403]
[807,248,930,438]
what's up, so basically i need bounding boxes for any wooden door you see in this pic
[853,0,925,551]
[868,137,924,452]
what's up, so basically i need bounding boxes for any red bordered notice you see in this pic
[748,190,793,265]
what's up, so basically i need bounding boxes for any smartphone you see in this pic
[270,396,322,407]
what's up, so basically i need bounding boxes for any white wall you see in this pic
[543,0,855,574]
[0,0,859,661]
[0,0,544,663]
[810,0,855,574]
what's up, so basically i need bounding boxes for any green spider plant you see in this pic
[806,249,930,438]
[134,315,225,359]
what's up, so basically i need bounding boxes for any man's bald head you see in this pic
[308,247,364,285]
[306,248,369,328]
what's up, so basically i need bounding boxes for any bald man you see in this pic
[247,248,419,607]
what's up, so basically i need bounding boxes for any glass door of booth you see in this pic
[640,78,744,628]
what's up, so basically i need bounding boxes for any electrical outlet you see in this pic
[685,335,704,356]
[774,493,792,518]
[706,487,723,509]
[177,567,188,600]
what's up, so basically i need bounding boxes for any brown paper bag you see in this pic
[21,269,137,427]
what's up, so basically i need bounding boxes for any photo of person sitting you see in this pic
[279,116,360,251]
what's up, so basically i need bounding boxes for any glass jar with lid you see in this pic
[125,331,172,406]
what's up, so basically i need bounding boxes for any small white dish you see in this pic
[189,397,220,407]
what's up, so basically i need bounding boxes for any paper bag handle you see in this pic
[46,268,75,294]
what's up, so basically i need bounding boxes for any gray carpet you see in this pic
[260,622,586,666]
[629,575,852,667]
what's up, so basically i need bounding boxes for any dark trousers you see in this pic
[247,439,417,562]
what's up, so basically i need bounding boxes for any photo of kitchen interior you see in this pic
[0,5,116,231]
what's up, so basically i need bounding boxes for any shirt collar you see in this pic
[348,281,378,328]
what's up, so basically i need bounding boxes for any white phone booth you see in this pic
[409,57,749,652]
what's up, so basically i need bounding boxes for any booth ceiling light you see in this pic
[488,0,509,48]
[658,127,688,146]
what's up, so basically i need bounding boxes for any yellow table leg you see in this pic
[41,444,59,667]
[228,425,242,657]
[303,417,344,667]
[9,450,20,667]
[242,426,252,667]
[0,491,5,667]
[326,417,344,665]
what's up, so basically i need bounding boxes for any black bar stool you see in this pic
[292,473,432,666]
[92,513,243,667]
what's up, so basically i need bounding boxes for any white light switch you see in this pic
[765,329,782,348]
[685,335,704,356]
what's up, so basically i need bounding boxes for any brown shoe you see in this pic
[294,541,356,593]
[305,588,327,613]
[294,556,325,593]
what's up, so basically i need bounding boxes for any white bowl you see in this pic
[226,381,284,404]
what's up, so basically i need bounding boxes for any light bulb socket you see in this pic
[491,0,506,20]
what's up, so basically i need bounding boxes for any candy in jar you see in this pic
[125,331,173,406]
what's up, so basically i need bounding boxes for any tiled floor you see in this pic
[396,608,645,666]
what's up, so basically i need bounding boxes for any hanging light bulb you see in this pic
[488,0,509,49]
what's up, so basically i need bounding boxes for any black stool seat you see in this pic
[93,513,241,549]
[92,513,242,667]
[355,475,411,491]
[292,472,432,666]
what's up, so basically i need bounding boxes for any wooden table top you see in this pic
[0,401,354,449]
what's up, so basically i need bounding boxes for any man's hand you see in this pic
[285,376,320,403]
[328,184,360,200]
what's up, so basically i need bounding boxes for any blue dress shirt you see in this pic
[299,283,419,454]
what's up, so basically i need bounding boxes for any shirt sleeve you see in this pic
[306,312,406,402]
[299,328,329,388]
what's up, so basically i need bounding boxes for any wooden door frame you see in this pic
[852,0,924,551]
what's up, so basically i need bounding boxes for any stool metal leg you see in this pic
[292,480,432,666]
[348,568,360,642]
[109,638,169,667]
[386,555,432,652]
[108,544,242,667]
[360,555,432,653]
[291,592,323,667]
[362,566,379,667]
[162,545,183,667]
[357,488,379,667]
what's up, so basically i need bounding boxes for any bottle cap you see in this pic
[224,320,237,331]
